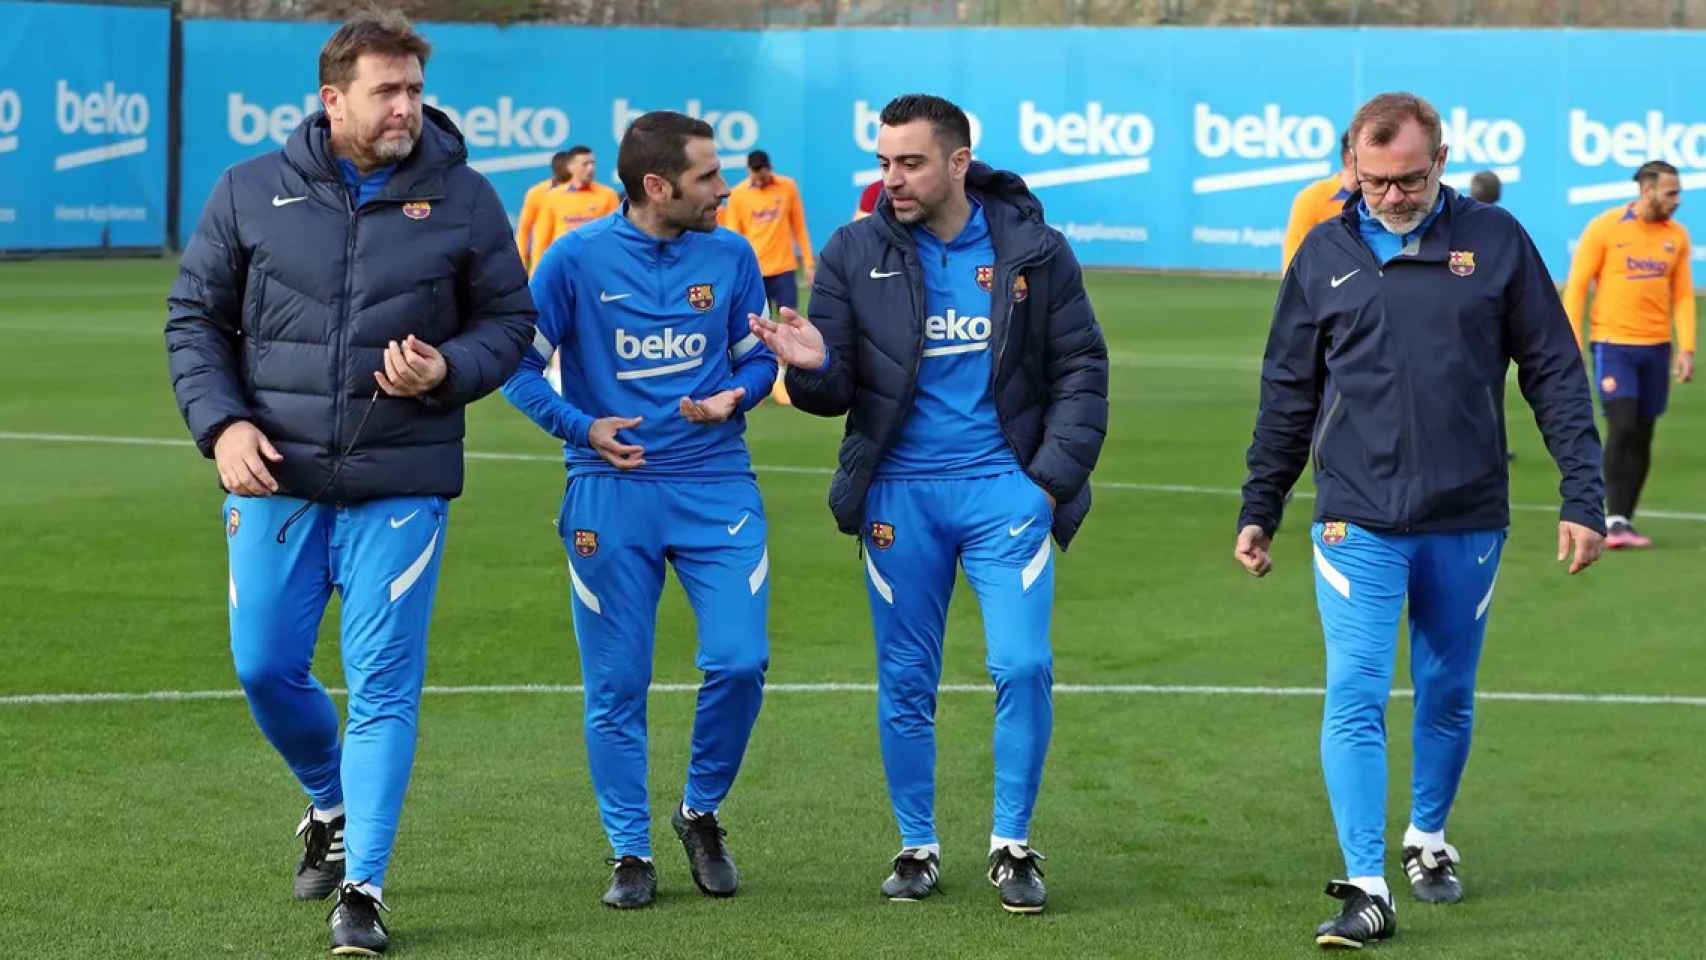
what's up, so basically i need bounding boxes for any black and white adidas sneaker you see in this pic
[880,848,941,902]
[295,806,346,900]
[1402,843,1463,904]
[987,844,1046,914]
[1314,881,1396,950]
[327,882,389,956]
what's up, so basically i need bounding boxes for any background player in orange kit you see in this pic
[1564,160,1695,549]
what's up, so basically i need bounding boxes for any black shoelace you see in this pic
[606,856,652,882]
[298,820,332,873]
[326,885,388,931]
[892,855,930,879]
[683,814,728,859]
[890,851,946,894]
[995,848,1046,882]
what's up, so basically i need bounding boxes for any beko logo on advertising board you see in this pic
[55,80,151,171]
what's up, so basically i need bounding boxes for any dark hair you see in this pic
[879,94,972,154]
[567,145,592,160]
[617,111,714,203]
[1350,92,1443,156]
[747,150,771,172]
[1469,170,1502,204]
[318,10,432,90]
[1339,129,1351,161]
[1635,160,1680,187]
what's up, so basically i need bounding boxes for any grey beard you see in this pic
[1374,184,1441,235]
[1374,209,1427,234]
[372,134,416,164]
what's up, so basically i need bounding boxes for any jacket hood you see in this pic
[284,104,467,194]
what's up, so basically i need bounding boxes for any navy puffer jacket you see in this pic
[166,105,535,502]
[786,162,1110,548]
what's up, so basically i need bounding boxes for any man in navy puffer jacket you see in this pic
[164,12,533,953]
[750,94,1108,916]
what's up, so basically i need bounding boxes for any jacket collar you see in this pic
[284,104,465,202]
[872,162,1057,265]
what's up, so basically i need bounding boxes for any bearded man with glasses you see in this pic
[1233,92,1605,950]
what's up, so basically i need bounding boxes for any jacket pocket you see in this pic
[246,270,268,340]
[243,272,268,384]
[828,434,866,532]
[1313,389,1344,472]
[1484,385,1504,464]
[419,276,456,340]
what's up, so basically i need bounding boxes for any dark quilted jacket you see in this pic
[786,162,1110,548]
[166,106,535,502]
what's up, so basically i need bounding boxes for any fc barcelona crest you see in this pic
[1322,521,1347,546]
[1011,274,1029,302]
[574,529,599,558]
[869,521,895,550]
[975,265,995,292]
[687,283,715,312]
[1448,250,1476,277]
[401,201,431,221]
[227,508,241,538]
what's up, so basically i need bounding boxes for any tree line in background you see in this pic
[179,0,1704,27]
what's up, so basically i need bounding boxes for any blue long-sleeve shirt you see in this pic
[877,199,1017,478]
[502,209,777,478]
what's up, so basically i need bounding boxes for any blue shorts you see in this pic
[762,271,798,311]
[1594,342,1671,420]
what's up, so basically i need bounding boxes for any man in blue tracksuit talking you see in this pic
[165,13,534,955]
[750,94,1108,915]
[503,111,777,910]
[1235,92,1605,950]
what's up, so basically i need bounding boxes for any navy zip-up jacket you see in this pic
[1240,186,1604,538]
[166,106,535,502]
[785,162,1109,548]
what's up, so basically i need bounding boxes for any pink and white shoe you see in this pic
[1606,522,1653,549]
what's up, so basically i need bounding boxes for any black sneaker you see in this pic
[987,844,1046,914]
[601,856,657,909]
[1402,843,1463,904]
[1314,881,1396,949]
[671,806,738,897]
[326,883,388,957]
[880,848,941,901]
[295,806,346,901]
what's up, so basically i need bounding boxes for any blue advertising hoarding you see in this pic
[0,1,170,251]
[177,22,1706,280]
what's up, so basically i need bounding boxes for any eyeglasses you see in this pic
[1354,154,1439,197]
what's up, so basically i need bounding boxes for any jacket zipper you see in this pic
[991,252,1047,465]
[333,189,358,492]
[1313,389,1343,472]
[1484,385,1502,463]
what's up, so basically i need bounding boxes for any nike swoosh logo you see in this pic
[1008,516,1037,537]
[869,268,902,279]
[1330,270,1360,288]
[272,196,306,207]
[1477,544,1496,564]
[727,513,750,536]
[389,509,420,529]
[600,291,632,303]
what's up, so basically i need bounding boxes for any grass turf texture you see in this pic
[2,259,1704,957]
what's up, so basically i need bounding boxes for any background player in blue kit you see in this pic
[750,94,1108,915]
[503,111,778,910]
[165,12,535,955]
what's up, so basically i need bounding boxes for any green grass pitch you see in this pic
[2,259,1704,957]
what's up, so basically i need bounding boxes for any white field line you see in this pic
[6,682,1706,708]
[4,430,1706,523]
